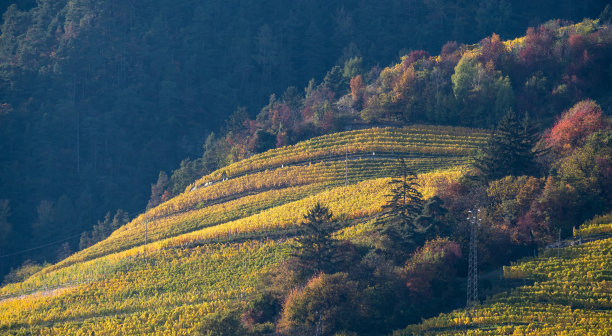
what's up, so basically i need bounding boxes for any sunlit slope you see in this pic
[0,241,290,335]
[396,230,612,335]
[195,125,488,184]
[0,171,465,335]
[49,126,486,269]
[0,125,484,334]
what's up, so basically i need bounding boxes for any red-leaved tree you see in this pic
[545,99,607,152]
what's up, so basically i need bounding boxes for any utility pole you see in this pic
[558,228,561,258]
[144,211,148,262]
[345,144,348,187]
[467,209,480,309]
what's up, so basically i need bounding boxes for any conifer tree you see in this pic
[293,202,338,277]
[383,159,424,225]
[380,159,427,250]
[474,110,539,181]
[414,196,451,238]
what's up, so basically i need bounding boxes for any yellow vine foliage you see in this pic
[397,238,612,335]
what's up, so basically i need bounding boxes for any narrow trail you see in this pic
[544,233,612,250]
[0,283,82,304]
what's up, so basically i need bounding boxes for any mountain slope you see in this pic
[0,125,482,334]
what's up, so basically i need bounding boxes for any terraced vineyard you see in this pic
[193,125,488,185]
[396,221,612,336]
[0,241,291,335]
[42,126,483,268]
[573,214,612,239]
[0,126,483,334]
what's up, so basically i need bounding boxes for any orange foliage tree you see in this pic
[545,99,607,152]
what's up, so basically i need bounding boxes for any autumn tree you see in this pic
[545,99,607,153]
[349,74,365,107]
[404,238,462,299]
[148,171,169,209]
[477,33,506,67]
[277,272,360,336]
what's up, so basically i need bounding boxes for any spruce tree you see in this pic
[383,159,424,225]
[293,202,338,277]
[380,159,426,250]
[414,196,451,238]
[474,110,539,181]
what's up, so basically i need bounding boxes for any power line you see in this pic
[467,208,480,309]
[345,143,348,187]
[0,232,82,259]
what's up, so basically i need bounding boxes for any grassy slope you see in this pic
[0,126,481,335]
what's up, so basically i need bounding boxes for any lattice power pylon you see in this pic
[466,209,481,308]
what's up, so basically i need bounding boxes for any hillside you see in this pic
[0,125,484,334]
[1,13,611,336]
[396,222,612,335]
[0,3,610,279]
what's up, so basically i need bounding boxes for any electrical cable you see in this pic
[0,232,82,259]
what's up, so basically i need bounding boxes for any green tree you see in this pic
[382,159,424,226]
[379,159,427,254]
[474,110,539,181]
[322,65,347,96]
[0,200,11,251]
[169,158,206,195]
[451,53,480,102]
[293,202,339,277]
[414,196,451,239]
[343,56,363,79]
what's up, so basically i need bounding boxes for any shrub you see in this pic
[277,272,360,336]
[196,309,247,336]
